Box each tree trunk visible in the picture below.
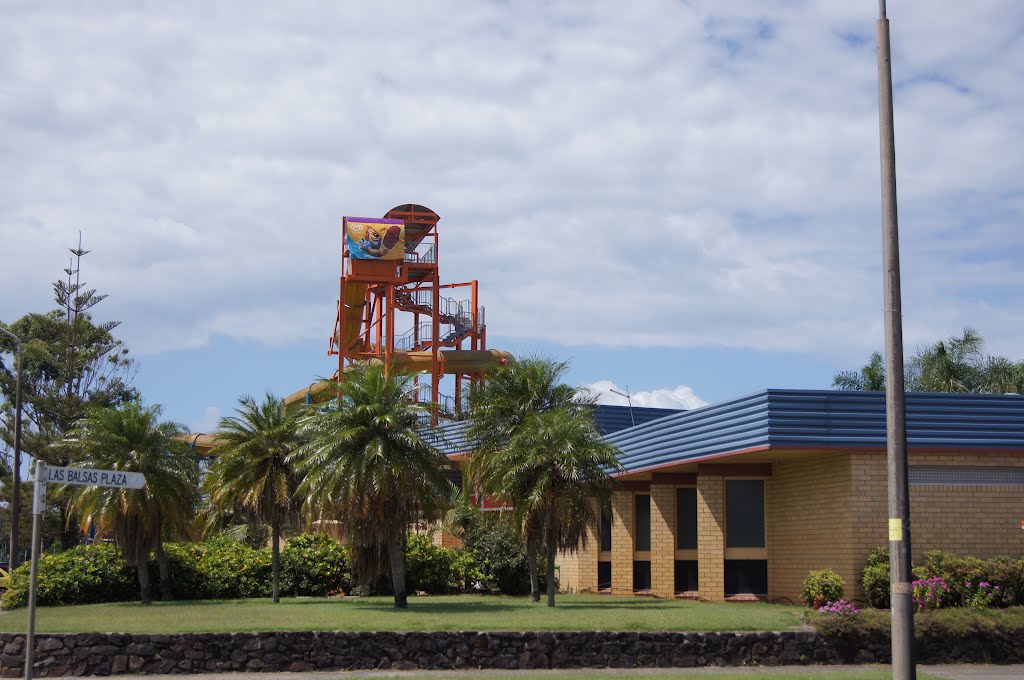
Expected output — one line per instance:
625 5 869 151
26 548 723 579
136 562 153 605
527 535 540 602
271 497 281 603
386 533 408 609
546 540 557 607
155 532 173 601
58 500 79 551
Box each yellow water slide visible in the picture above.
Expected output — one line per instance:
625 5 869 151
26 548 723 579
340 282 367 351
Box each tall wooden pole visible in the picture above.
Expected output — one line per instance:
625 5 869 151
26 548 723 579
876 2 915 677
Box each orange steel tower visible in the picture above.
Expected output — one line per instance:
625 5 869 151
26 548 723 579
329 203 509 422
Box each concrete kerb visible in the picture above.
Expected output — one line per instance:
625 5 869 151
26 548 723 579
36 666 1024 679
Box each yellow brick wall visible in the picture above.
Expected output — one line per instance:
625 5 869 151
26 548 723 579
768 452 856 603
847 451 1024 576
556 548 580 592
556 499 601 593
611 490 634 594
772 450 1024 603
650 484 676 597
697 476 725 601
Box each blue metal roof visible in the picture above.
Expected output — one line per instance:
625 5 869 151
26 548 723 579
426 404 672 457
592 405 682 435
606 389 1024 474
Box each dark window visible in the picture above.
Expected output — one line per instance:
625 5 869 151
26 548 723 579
600 506 612 552
675 487 697 550
725 560 768 596
633 561 651 591
726 480 765 548
597 561 612 590
444 469 464 489
674 560 698 592
634 494 651 551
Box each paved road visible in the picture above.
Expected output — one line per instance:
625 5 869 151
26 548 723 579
48 666 1022 679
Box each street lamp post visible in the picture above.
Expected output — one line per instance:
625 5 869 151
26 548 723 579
0 327 23 570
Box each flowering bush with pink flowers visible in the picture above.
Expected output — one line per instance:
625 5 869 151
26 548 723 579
912 576 947 611
966 580 1003 609
863 548 1024 610
818 599 860 617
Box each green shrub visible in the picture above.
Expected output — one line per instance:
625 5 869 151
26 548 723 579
987 556 1024 607
158 542 206 599
802 568 845 608
1 544 137 610
861 546 891 609
862 548 1024 610
813 606 890 637
280 532 351 596
463 517 534 595
191 536 272 599
914 550 986 608
404 532 480 595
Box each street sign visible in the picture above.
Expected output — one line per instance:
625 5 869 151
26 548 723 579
42 465 145 489
24 462 147 680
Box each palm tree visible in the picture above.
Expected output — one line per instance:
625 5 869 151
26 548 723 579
983 356 1024 394
291 364 453 608
467 357 588 601
907 328 985 393
833 351 886 391
204 392 301 603
66 402 198 604
486 406 622 606
834 329 1024 395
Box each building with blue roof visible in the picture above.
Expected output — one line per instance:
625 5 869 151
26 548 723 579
554 389 1024 604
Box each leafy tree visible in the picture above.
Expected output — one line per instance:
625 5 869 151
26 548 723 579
488 406 622 606
65 403 199 604
0 246 136 549
203 392 302 603
467 356 589 601
291 364 453 608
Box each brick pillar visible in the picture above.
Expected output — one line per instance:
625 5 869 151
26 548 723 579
576 499 600 592
610 490 633 594
650 484 676 598
697 475 726 601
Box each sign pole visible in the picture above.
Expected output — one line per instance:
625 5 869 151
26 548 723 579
20 464 145 678
24 462 45 680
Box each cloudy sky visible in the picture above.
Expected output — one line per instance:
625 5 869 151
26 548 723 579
2 1 1022 432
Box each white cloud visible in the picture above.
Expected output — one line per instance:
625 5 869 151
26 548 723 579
191 406 221 435
586 380 708 411
0 0 1021 367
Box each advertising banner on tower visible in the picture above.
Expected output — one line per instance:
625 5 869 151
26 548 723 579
344 217 405 260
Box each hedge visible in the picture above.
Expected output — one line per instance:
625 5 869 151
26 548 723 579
0 544 137 610
1 533 351 610
861 548 1024 610
0 522 550 610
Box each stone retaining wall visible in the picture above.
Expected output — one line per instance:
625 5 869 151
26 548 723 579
1 629 1021 677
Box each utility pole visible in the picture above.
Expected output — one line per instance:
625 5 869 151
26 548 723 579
0 326 23 569
876 2 915 678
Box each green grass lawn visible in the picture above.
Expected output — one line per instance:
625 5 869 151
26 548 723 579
0 594 806 634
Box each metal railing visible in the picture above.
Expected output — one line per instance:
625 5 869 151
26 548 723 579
404 244 436 264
